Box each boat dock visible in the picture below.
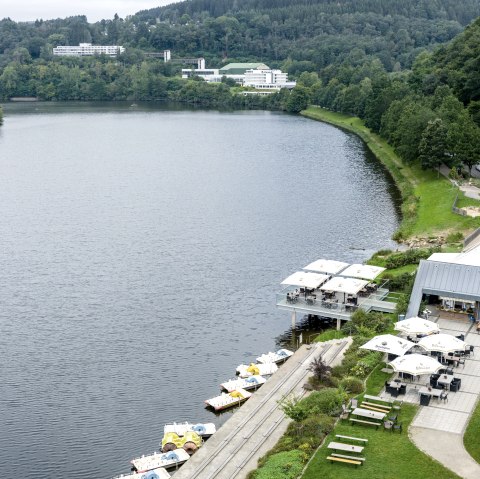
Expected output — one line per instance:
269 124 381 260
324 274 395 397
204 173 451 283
172 338 352 479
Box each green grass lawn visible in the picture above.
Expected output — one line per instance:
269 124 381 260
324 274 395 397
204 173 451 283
301 361 460 479
301 106 480 240
314 329 347 342
362 362 393 396
301 404 460 479
464 397 480 463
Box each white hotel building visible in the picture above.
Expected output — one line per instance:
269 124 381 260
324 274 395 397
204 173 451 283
53 43 125 57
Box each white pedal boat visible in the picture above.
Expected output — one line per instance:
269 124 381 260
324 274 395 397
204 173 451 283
221 375 267 392
256 348 294 364
113 467 171 479
205 388 252 411
163 422 216 438
131 449 190 473
236 362 278 378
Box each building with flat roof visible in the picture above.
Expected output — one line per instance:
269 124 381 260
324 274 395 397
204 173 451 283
53 43 125 57
406 240 480 319
181 62 295 90
218 62 270 75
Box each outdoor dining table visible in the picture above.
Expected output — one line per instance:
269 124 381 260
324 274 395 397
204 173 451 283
328 441 364 454
352 407 386 421
437 374 454 387
418 386 442 399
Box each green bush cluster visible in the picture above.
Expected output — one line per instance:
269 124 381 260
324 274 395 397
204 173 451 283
339 376 365 394
384 247 440 269
250 450 305 479
382 271 416 292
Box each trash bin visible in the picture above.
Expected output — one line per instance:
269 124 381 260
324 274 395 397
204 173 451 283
420 393 431 406
398 314 405 322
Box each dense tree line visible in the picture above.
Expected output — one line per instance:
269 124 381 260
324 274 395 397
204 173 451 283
1 1 480 73
298 16 480 173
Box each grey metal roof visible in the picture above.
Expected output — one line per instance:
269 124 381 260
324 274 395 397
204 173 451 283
407 260 480 317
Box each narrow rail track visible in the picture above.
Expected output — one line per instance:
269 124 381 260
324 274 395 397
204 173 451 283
173 339 351 479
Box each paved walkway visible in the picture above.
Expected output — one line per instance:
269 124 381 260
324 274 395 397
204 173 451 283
381 315 480 478
173 338 352 479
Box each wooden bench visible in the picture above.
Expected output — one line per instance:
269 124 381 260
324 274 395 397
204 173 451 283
350 418 380 429
335 434 368 444
361 403 391 413
362 401 391 410
364 394 394 405
327 455 362 466
331 453 366 462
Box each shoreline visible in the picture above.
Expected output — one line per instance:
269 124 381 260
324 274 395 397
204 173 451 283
301 106 415 242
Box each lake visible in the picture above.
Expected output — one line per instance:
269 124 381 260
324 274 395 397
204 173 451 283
0 102 400 479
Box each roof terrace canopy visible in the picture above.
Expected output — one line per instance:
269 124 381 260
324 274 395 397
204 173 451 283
281 271 330 289
302 259 349 275
340 264 386 280
320 276 369 295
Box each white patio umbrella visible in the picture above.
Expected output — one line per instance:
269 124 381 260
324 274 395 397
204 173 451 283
281 271 330 289
360 334 415 357
339 264 386 280
394 316 440 336
388 354 443 376
303 259 349 275
417 334 467 354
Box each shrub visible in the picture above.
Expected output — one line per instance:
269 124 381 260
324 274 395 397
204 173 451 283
295 388 346 417
446 231 463 244
251 450 305 479
307 355 332 383
340 376 365 394
384 247 440 269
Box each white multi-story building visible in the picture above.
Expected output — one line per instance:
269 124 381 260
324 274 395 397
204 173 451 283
181 62 295 90
53 43 125 57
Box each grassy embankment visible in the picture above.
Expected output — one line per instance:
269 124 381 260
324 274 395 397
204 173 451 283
464 399 480 463
301 106 479 241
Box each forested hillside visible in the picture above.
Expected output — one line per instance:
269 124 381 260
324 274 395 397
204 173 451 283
1 0 480 72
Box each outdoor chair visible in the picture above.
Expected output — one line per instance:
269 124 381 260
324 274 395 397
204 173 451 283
392 422 403 433
440 391 449 402
457 358 465 367
392 400 403 411
387 414 398 423
446 367 454 375
399 384 407 395
450 378 461 392
383 420 393 431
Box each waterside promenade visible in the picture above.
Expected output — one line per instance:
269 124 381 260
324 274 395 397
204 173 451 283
173 338 352 479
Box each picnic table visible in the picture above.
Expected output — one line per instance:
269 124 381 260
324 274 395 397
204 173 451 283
363 394 395 405
328 441 364 454
352 407 386 421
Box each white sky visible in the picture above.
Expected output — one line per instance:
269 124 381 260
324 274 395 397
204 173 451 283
1 1 175 23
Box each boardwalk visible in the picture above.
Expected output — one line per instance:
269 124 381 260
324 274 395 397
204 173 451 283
173 339 352 479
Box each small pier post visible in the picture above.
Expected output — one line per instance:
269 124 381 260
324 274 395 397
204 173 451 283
291 310 296 328
336 318 342 331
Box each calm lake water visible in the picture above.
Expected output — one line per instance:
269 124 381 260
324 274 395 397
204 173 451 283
0 102 400 479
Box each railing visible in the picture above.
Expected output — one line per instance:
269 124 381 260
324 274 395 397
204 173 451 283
275 291 356 314
464 227 480 249
452 192 467 216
